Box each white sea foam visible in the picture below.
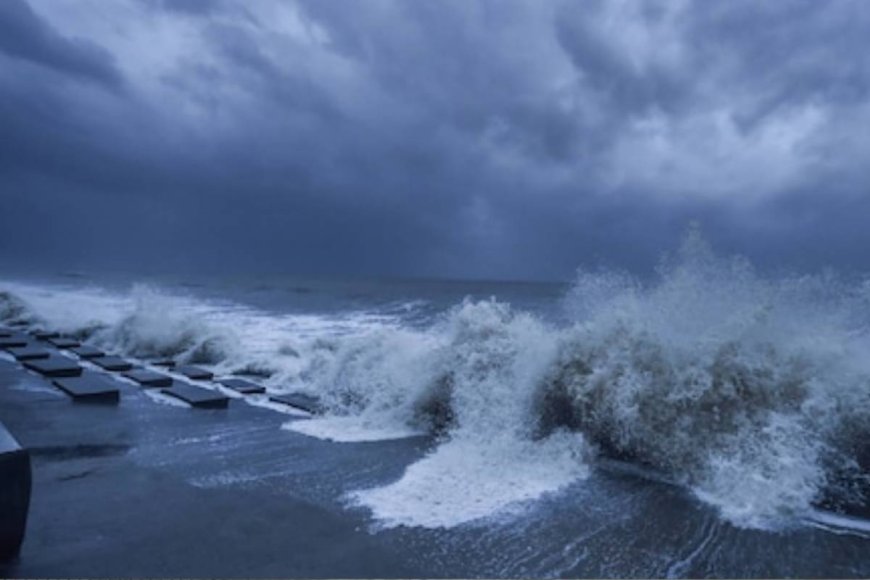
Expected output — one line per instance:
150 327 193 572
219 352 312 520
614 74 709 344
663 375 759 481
1 281 129 332
3 229 870 530
247 398 313 416
346 299 594 527
143 389 191 408
350 433 590 529
543 228 870 529
807 509 870 537
284 416 424 442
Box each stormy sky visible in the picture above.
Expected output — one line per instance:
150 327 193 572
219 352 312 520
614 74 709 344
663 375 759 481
2 0 870 281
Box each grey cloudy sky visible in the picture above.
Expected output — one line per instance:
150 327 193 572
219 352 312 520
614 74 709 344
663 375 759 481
1 0 869 281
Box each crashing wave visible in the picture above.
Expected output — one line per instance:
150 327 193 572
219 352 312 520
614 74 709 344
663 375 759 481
0 290 38 325
2 229 869 529
96 285 237 364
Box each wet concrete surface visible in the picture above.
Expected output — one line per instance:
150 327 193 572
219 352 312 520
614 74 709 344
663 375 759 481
1 356 869 578
0 359 426 578
0 418 30 561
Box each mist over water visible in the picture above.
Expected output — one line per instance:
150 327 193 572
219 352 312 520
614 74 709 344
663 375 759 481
2 230 869 530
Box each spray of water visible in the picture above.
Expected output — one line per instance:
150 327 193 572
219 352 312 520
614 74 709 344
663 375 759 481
3 228 869 529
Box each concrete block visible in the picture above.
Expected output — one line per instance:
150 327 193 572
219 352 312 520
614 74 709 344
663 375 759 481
91 356 133 372
48 337 81 349
23 356 83 378
70 345 105 359
7 346 51 361
270 393 322 414
217 378 266 395
162 384 229 409
0 335 29 349
123 369 172 388
0 422 31 561
0 327 15 338
175 365 214 381
52 372 120 404
30 330 59 341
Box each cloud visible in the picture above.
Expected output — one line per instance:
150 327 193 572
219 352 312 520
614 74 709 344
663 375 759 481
145 0 224 16
1 0 870 280
0 0 122 87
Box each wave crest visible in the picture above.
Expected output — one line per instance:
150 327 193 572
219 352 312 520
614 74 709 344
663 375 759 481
95 285 237 364
3 231 870 528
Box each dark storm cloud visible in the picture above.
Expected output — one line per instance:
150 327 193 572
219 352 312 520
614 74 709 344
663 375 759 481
2 0 870 280
147 0 222 15
0 0 121 86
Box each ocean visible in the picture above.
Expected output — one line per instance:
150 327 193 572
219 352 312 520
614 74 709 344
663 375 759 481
2 234 870 577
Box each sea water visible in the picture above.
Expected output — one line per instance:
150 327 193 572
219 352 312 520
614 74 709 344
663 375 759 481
2 230 869 538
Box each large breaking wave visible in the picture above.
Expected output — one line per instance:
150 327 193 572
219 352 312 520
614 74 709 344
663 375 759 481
2 230 869 529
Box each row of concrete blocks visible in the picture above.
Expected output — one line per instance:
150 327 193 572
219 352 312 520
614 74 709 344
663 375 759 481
0 325 322 414
0 322 324 561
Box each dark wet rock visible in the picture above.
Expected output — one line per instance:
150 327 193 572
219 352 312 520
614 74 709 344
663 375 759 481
816 438 870 520
413 374 455 434
534 379 584 437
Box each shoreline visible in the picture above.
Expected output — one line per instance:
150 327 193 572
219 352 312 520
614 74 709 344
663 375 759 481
0 359 428 578
1 353 870 577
